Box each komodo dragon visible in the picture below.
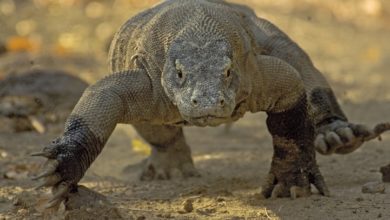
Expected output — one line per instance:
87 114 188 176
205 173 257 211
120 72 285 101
32 0 390 207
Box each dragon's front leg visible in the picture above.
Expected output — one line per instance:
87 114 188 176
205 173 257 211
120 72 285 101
32 70 157 208
262 97 329 198
253 55 329 198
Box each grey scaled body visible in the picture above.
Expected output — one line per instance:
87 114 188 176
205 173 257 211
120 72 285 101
33 0 390 207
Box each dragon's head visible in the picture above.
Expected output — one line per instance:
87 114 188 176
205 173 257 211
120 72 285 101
162 39 240 126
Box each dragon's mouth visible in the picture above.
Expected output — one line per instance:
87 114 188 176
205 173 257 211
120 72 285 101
184 115 229 127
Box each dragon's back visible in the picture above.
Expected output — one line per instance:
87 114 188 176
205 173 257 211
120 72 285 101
109 0 257 75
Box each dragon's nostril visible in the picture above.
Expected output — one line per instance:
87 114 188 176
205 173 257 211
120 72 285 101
220 99 225 106
192 99 198 106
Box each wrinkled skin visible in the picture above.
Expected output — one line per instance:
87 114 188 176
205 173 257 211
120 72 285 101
162 40 239 126
32 0 390 210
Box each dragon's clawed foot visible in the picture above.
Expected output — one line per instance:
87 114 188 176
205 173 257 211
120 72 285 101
261 166 329 199
315 120 390 155
140 150 200 181
31 138 83 209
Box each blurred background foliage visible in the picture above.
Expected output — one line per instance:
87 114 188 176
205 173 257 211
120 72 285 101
1 0 388 57
0 0 389 101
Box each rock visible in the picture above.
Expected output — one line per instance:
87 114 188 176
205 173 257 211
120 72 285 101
179 199 193 213
62 185 123 219
362 181 385 194
12 197 21 206
64 185 110 210
355 197 364 202
4 170 28 180
380 164 390 182
0 149 8 158
0 68 88 133
196 207 217 216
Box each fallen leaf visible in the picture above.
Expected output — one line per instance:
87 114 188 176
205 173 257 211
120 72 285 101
6 36 39 52
131 138 151 156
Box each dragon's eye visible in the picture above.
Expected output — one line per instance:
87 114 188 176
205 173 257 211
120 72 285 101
226 69 232 78
177 70 183 79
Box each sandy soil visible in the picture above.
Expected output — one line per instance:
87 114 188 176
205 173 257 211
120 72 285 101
0 0 389 219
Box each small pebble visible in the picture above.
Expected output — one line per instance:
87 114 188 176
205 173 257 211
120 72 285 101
12 198 21 206
380 164 390 182
16 208 28 215
0 150 8 158
216 197 225 202
355 197 364 202
361 181 385 194
156 213 172 218
136 216 146 220
180 199 193 213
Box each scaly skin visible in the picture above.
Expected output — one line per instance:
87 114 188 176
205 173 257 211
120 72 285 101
32 0 390 208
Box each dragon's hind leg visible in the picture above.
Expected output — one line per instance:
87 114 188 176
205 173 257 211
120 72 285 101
133 124 200 180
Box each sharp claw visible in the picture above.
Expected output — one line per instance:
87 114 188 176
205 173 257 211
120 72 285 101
44 199 61 209
271 184 284 199
34 174 61 190
314 134 329 155
182 163 201 178
374 122 390 136
325 131 343 149
349 122 390 143
335 127 355 143
31 171 52 180
261 173 276 198
290 186 298 199
30 151 51 158
290 186 310 199
310 171 330 196
351 124 373 137
156 169 168 180
32 160 59 180
321 187 330 197
31 145 57 159
44 183 70 208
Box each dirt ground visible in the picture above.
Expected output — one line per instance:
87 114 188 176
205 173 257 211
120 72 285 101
0 0 390 219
